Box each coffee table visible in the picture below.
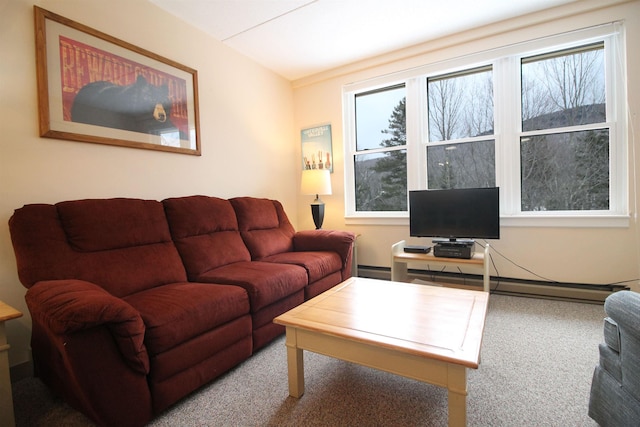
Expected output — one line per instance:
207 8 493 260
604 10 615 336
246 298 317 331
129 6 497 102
273 277 489 427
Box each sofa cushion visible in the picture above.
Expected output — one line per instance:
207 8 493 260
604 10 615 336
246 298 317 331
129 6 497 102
261 251 342 283
163 196 251 279
57 198 172 252
196 261 307 313
230 197 295 259
124 282 250 356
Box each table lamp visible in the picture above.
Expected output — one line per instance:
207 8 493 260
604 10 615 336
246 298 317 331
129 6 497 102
301 169 332 229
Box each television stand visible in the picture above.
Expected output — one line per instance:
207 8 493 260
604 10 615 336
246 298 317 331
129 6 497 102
391 240 490 292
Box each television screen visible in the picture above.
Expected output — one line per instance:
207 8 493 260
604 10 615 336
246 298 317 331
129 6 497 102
409 187 500 241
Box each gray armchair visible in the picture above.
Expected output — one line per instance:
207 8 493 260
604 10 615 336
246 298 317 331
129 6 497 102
589 290 640 426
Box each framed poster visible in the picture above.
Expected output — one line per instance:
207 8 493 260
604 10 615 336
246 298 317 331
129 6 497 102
301 124 333 172
34 6 201 155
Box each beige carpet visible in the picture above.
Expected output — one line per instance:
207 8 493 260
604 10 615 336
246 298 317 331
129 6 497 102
13 294 604 426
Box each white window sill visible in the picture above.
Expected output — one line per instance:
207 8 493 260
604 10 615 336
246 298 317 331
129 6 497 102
345 214 631 228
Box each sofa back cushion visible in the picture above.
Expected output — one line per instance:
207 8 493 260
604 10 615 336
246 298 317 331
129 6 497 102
230 197 295 260
9 198 187 297
58 199 171 251
163 196 251 280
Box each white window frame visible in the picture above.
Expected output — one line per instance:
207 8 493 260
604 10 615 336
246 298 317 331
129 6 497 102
343 23 628 228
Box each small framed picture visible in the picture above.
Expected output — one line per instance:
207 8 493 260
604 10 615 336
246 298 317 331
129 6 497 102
301 124 333 172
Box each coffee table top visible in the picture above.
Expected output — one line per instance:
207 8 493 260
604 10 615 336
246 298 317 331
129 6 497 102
274 277 489 368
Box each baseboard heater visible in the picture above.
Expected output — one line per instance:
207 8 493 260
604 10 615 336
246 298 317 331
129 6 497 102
356 265 629 303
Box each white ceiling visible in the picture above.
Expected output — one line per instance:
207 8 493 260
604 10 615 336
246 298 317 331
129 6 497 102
149 0 578 81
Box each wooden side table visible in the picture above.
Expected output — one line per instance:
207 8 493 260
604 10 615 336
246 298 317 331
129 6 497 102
0 301 23 427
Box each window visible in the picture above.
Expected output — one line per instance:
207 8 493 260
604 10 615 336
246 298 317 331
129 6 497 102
520 44 609 212
427 67 495 189
354 85 407 212
343 24 626 226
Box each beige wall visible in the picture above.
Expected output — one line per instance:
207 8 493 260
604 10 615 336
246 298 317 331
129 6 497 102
0 0 296 367
293 0 640 290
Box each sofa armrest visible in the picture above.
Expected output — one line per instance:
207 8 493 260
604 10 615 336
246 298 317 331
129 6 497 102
26 279 149 374
293 230 356 276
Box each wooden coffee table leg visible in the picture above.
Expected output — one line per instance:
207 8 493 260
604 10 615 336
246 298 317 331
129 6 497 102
447 364 468 427
284 327 305 397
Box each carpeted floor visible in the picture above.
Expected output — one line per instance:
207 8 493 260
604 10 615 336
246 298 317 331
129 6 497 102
12 294 605 426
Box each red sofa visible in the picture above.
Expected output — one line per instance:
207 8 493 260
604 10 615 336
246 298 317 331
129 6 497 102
9 196 355 427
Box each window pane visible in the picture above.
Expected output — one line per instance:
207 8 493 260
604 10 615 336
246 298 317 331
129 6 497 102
428 68 493 141
522 44 605 132
355 150 407 211
427 140 495 189
521 129 609 211
355 86 406 151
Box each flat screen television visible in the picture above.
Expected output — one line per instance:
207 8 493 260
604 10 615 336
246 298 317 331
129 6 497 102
409 187 500 242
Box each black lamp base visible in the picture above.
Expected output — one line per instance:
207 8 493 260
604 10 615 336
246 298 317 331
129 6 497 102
310 202 325 229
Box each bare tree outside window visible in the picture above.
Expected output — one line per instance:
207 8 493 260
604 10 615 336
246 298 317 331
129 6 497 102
427 68 495 189
521 44 608 211
427 140 495 189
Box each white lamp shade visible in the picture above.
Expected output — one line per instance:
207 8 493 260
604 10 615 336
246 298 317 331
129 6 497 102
301 169 332 196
